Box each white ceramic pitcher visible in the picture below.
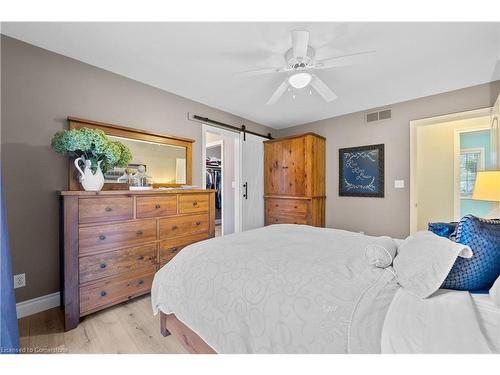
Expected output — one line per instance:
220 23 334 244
74 157 105 191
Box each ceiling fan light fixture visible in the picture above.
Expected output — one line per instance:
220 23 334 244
288 72 312 89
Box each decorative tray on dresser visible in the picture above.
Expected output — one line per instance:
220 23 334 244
60 189 215 331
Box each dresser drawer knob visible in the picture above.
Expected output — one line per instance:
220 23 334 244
195 221 201 226
136 230 143 235
99 235 106 241
105 207 112 212
171 247 178 253
192 201 198 207
171 225 178 230
155 204 161 209
100 291 107 297
137 255 144 260
138 279 144 285
99 263 107 269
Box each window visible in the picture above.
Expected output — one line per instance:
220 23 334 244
460 148 484 197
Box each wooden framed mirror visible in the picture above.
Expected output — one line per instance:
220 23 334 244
67 117 194 190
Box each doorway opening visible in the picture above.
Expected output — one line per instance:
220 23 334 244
410 107 498 233
202 124 241 237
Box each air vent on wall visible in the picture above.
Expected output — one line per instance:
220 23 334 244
365 108 392 123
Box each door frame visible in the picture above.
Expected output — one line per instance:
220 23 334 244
201 123 242 234
409 107 492 234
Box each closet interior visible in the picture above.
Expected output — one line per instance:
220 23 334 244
206 143 222 232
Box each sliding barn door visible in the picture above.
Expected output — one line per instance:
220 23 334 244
241 133 264 231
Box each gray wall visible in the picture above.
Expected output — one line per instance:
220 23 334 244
277 81 500 239
0 35 274 302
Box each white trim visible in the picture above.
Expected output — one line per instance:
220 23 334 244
409 106 492 234
16 292 60 319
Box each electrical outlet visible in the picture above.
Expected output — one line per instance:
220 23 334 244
13 273 26 289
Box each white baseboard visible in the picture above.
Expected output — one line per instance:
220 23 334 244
16 292 61 319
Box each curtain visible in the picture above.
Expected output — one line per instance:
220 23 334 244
0 169 19 353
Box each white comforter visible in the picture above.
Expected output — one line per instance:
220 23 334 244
382 288 495 353
151 224 399 353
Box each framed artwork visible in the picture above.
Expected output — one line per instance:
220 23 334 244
339 144 384 197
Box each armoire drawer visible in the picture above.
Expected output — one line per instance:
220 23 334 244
79 196 133 224
136 195 177 218
79 267 156 315
265 198 309 219
178 194 209 214
79 219 157 254
159 232 210 265
159 213 209 238
79 243 157 284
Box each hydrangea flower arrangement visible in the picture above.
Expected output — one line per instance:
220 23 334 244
51 127 132 173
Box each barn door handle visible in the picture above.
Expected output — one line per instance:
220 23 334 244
243 182 248 199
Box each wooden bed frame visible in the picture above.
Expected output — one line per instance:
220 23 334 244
160 311 216 354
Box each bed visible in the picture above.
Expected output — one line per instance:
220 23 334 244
151 224 499 354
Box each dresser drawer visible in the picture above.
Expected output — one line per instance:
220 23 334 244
79 196 133 224
159 232 209 265
159 213 209 239
266 215 310 225
79 243 157 284
178 194 209 214
79 219 157 254
265 198 309 219
136 195 177 218
79 267 155 315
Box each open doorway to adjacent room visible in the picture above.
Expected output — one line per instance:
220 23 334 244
202 124 241 237
410 105 499 233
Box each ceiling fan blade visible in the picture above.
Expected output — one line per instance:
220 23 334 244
315 50 376 69
234 67 284 77
310 75 337 102
267 79 289 105
292 30 309 58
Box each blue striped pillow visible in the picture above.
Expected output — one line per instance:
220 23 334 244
441 215 500 291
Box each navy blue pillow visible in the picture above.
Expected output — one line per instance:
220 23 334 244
441 215 500 291
428 222 457 239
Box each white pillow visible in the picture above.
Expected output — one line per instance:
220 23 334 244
365 236 398 268
393 231 472 298
490 276 500 308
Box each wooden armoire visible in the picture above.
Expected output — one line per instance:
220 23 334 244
264 133 326 227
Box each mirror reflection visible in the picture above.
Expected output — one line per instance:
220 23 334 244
105 135 187 185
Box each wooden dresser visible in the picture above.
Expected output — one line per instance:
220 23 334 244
60 189 215 331
264 133 326 227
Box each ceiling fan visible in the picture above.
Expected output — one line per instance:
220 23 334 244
235 30 375 105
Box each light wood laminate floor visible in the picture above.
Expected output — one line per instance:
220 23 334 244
17 295 188 354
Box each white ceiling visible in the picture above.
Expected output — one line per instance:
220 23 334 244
2 22 499 129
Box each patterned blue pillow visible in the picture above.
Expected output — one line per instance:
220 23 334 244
441 215 500 291
428 222 457 239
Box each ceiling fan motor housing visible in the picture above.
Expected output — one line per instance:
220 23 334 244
285 46 315 70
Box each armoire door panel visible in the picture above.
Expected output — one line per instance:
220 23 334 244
281 138 305 196
264 141 281 196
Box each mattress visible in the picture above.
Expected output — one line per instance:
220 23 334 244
471 293 500 353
